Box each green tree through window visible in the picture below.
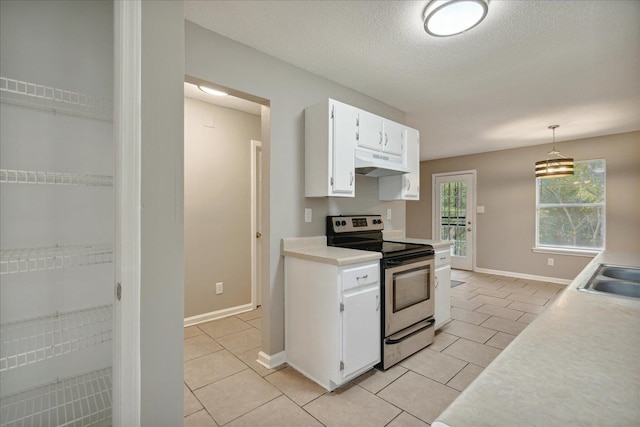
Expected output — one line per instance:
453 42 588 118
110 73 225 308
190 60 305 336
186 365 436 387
536 159 605 250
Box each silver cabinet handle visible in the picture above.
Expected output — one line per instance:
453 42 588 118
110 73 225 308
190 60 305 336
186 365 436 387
356 131 359 140
357 274 368 281
406 178 411 191
384 132 389 146
379 131 383 145
435 276 439 288
350 172 354 185
376 294 380 311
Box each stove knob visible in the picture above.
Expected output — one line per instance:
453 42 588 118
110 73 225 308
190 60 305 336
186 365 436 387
341 220 347 226
335 220 341 227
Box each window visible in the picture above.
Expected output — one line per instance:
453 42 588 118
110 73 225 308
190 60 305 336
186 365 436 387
536 159 605 252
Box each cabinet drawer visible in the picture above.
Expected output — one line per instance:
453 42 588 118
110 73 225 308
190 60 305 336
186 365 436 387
435 250 451 268
342 263 379 291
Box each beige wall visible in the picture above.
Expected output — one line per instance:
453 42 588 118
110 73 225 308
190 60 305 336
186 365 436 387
407 131 640 280
184 98 261 318
186 21 408 355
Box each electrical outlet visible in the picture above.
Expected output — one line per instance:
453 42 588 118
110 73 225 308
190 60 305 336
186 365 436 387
386 208 392 220
547 258 554 266
216 282 223 294
304 208 312 223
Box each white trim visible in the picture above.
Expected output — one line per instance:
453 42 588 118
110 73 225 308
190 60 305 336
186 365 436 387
184 303 254 327
250 140 263 309
532 247 600 257
432 170 477 271
113 0 141 425
256 350 286 370
473 267 572 285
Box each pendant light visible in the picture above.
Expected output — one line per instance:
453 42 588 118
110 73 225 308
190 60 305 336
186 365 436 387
535 125 574 178
423 0 489 37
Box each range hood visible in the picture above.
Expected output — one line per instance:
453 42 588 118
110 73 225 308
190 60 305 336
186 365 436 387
354 148 410 177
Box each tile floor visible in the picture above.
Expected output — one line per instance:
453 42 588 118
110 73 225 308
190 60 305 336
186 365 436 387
183 270 566 426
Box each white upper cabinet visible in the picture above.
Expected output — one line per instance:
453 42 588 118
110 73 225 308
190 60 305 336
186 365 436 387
379 128 421 200
382 119 404 156
357 111 404 156
305 98 420 198
305 99 356 197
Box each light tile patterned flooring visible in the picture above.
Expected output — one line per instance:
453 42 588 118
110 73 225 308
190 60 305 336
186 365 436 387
183 270 566 426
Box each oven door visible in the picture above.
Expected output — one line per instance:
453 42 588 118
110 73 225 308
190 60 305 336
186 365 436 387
384 256 435 336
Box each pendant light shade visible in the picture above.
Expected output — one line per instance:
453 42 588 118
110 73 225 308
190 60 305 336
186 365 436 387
535 125 574 178
424 0 489 37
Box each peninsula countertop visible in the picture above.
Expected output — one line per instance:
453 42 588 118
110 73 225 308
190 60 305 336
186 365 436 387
433 252 640 427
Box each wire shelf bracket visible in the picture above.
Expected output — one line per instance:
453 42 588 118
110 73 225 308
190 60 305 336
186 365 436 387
0 169 113 187
0 76 112 122
0 244 113 275
0 305 113 373
0 367 112 427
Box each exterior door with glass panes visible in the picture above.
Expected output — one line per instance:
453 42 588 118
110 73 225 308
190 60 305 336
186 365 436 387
434 172 475 270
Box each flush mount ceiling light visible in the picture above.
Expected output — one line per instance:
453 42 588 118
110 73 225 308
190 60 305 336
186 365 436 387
198 85 228 96
423 0 489 37
535 125 574 179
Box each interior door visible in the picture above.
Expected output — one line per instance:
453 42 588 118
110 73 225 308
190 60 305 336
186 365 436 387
252 140 263 307
434 172 475 270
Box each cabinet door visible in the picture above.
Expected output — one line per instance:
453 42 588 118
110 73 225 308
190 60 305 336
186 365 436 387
331 102 357 195
357 110 383 151
435 266 451 329
382 120 404 156
403 128 420 199
342 286 380 378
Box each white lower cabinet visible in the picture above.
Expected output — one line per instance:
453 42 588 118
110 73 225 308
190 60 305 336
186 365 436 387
434 247 452 329
285 258 380 391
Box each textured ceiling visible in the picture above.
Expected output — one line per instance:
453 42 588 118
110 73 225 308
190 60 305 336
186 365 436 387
185 0 640 160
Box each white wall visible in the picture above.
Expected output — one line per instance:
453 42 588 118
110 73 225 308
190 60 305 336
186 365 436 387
184 97 261 318
140 1 184 425
185 21 408 355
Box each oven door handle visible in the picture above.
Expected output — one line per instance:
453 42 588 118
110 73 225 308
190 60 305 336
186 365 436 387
384 318 435 345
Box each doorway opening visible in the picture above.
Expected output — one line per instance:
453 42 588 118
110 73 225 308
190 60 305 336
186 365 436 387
183 77 268 323
433 171 476 271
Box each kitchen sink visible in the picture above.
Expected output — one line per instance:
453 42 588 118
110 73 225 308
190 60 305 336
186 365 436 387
578 265 640 299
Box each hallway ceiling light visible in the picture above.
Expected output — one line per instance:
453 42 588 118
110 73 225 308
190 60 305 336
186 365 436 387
198 85 228 96
423 0 489 37
535 125 574 179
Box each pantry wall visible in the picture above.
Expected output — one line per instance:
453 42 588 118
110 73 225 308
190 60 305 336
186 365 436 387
0 1 114 425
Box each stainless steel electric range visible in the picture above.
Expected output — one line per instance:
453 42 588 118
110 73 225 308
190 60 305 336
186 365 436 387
327 215 436 370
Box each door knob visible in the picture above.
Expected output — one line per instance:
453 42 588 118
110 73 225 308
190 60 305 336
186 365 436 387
256 232 262 238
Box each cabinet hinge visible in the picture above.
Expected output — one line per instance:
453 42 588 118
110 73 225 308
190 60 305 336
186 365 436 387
330 177 334 186
340 360 344 371
116 282 122 301
339 302 344 312
331 105 334 119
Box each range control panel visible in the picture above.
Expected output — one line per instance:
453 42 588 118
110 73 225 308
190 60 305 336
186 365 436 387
326 215 384 234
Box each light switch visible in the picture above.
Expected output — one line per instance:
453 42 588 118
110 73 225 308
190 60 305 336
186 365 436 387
477 206 485 214
305 208 312 223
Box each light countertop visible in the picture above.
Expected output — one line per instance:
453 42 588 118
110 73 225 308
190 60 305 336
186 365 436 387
281 236 381 266
433 251 640 427
281 235 451 265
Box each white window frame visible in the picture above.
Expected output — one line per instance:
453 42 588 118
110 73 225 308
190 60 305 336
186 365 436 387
534 159 606 257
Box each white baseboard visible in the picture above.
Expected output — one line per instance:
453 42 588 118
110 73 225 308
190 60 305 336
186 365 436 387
257 350 286 370
184 303 255 327
473 267 572 285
